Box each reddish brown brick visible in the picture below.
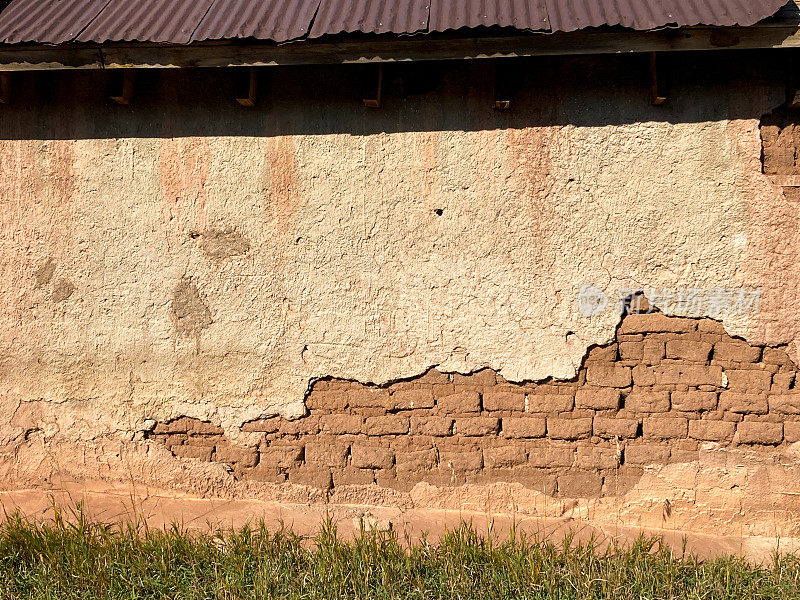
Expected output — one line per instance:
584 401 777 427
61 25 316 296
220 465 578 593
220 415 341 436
289 467 332 489
241 418 280 433
619 341 644 361
625 390 670 413
620 313 695 334
576 446 619 469
172 444 213 461
483 389 525 412
632 365 656 387
319 414 364 435
260 445 303 468
547 417 592 440
642 417 688 440
351 445 394 469
214 443 258 467
502 417 546 438
586 365 632 388
436 391 481 414
655 364 723 387
737 422 783 445
714 341 761 364
484 446 527 468
666 340 712 362
785 422 800 443
305 441 349 467
306 390 349 411
395 449 437 474
527 394 574 413
763 347 793 366
348 388 391 409
593 416 639 439
410 416 453 437
725 370 772 393
769 394 800 415
671 391 717 412
364 415 409 435
688 420 735 442
718 392 768 415
557 471 603 497
192 421 224 435
390 388 435 410
772 372 795 392
643 339 666 364
575 388 621 410
527 445 576 468
624 444 669 466
585 345 618 363
333 467 375 486
279 417 319 435
439 450 483 472
454 417 500 436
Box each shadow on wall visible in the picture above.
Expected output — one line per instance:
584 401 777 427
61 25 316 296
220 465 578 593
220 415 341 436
0 49 790 140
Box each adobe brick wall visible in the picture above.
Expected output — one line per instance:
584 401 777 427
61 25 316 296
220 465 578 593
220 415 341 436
146 306 800 498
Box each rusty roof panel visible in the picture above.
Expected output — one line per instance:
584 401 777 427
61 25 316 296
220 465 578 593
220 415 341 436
77 0 214 43
192 0 320 43
429 0 549 32
543 0 789 32
309 0 430 37
0 0 108 44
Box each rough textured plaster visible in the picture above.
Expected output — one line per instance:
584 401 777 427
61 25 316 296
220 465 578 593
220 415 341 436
0 57 798 543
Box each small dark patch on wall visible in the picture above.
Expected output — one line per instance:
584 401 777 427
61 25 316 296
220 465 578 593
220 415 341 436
34 258 56 289
193 227 250 260
147 301 800 498
171 278 212 337
51 279 74 302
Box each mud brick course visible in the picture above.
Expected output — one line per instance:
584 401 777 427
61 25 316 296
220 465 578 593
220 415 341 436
147 307 800 498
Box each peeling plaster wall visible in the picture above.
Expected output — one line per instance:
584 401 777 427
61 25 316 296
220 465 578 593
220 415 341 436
0 52 798 541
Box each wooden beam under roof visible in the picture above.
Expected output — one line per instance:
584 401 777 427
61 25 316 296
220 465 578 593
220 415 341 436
0 24 799 72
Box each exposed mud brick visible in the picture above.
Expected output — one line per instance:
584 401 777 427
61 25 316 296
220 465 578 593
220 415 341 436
527 394 574 413
483 389 525 412
557 471 603 498
484 446 527 468
625 389 670 413
192 421 224 435
624 444 669 466
454 417 499 436
260 445 303 468
439 450 483 472
279 417 319 436
772 372 796 392
585 344 618 363
289 467 332 490
436 391 481 414
575 388 621 410
769 394 800 415
244 464 286 483
306 390 349 411
390 388 435 410
184 435 220 447
586 365 632 388
655 364 723 387
547 417 592 440
333 467 375 486
593 416 639 439
172 444 213 461
395 449 437 474
454 370 496 387
157 417 195 434
632 365 656 387
351 445 394 469
527 445 576 468
785 422 800 443
348 388 391 409
410 416 453 437
619 341 644 361
502 417 546 438
576 446 619 470
718 392 768 415
763 347 794 367
364 415 409 436
737 422 783 445
305 440 349 467
725 370 772 393
762 146 795 175
620 314 696 334
416 369 452 385
666 340 712 363
241 418 280 433
688 420 736 442
643 339 666 364
602 468 644 495
215 443 258 467
320 414 364 435
671 391 718 412
642 417 688 440
698 320 726 334
714 341 761 364
486 468 556 493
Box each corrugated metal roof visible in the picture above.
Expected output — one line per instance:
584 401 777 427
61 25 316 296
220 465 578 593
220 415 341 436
309 0 430 37
0 0 791 46
192 0 321 43
77 0 215 43
0 0 108 44
429 0 549 32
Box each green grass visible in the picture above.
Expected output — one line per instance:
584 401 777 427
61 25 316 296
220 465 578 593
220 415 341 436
0 506 799 599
